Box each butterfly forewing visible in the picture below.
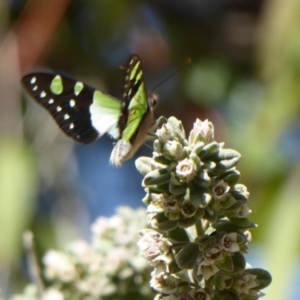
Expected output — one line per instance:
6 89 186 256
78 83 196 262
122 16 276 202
119 55 149 142
22 73 121 143
109 55 156 166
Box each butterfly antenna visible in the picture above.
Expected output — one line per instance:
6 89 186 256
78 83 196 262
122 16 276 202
149 57 192 98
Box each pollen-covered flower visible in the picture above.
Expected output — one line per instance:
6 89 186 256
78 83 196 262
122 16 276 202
150 271 190 294
181 201 196 218
189 287 211 300
175 158 196 182
138 229 173 262
212 180 230 201
91 214 124 241
217 232 240 253
160 293 192 300
138 230 174 275
216 275 233 290
43 250 76 282
196 255 219 280
147 193 167 213
205 246 225 263
232 274 259 294
69 240 96 265
162 195 182 213
42 289 64 300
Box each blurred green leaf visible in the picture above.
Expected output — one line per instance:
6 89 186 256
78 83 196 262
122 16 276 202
0 140 37 265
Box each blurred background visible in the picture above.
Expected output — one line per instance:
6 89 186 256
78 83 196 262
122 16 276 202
0 0 300 298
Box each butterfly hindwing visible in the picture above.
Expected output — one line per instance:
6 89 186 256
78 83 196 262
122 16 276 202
22 73 121 143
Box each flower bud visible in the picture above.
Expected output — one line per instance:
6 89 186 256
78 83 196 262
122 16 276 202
163 140 183 161
189 119 214 145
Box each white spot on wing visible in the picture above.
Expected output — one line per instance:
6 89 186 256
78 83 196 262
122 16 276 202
70 99 76 107
48 99 54 104
33 86 38 91
69 123 74 129
56 106 62 112
30 77 36 84
40 91 46 98
64 114 70 120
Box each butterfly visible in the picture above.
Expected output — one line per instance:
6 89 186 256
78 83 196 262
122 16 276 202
22 55 157 167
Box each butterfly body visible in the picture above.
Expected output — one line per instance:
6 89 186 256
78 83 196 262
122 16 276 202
22 55 156 166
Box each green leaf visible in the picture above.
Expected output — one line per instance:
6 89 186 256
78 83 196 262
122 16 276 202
215 157 240 171
217 252 245 274
229 218 255 228
175 243 200 269
224 200 247 212
247 268 272 289
149 212 178 231
143 168 171 186
220 196 237 209
168 227 190 242
217 255 234 273
0 141 37 264
212 219 256 231
189 183 212 208
169 183 188 195
193 170 211 187
135 157 153 176
213 289 240 300
200 142 220 159
178 216 198 228
215 170 241 186
231 190 249 201
207 149 241 161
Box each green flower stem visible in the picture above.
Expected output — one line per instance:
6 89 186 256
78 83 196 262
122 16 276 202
195 219 205 238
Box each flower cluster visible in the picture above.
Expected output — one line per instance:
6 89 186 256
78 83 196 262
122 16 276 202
136 117 271 300
12 207 155 300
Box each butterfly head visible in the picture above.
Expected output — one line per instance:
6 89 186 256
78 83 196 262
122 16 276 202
148 92 158 112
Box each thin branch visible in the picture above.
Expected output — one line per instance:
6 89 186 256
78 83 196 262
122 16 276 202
23 231 45 297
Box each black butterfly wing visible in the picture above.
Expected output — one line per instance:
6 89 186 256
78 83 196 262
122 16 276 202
22 73 101 144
